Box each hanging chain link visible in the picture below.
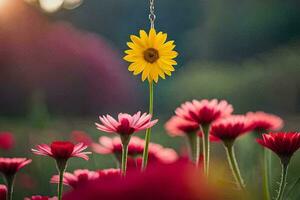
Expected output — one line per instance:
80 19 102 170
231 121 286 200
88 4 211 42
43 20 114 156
149 0 156 29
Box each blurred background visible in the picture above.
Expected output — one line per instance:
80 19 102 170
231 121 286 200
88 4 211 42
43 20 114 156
0 0 300 199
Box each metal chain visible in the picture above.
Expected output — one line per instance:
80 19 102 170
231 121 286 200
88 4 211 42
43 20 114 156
149 0 156 29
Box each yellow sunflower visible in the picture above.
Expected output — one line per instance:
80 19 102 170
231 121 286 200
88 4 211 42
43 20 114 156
124 29 178 83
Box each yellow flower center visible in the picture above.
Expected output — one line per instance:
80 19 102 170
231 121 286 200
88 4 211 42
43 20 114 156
143 48 159 63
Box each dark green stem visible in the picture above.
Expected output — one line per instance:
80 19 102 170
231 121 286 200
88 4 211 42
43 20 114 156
121 135 130 176
142 81 154 170
276 161 289 200
224 142 246 190
201 124 210 176
56 160 67 200
186 132 200 166
5 174 15 200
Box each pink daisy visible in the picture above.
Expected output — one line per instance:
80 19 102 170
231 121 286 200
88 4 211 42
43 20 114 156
210 115 252 142
257 132 300 159
247 111 283 132
51 169 99 189
0 158 32 176
175 99 233 125
31 141 91 161
95 111 158 135
165 116 199 137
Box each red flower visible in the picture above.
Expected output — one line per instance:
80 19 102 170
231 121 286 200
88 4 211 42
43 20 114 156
165 116 199 136
63 161 219 200
0 184 7 200
70 131 92 146
95 111 158 135
0 158 31 176
51 169 99 189
247 111 283 132
92 136 144 156
24 196 57 200
0 132 15 150
175 99 233 125
32 141 91 161
98 169 121 179
210 115 252 141
256 132 300 159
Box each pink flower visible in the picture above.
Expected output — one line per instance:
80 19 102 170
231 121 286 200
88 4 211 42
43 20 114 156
63 161 219 200
210 115 252 142
175 99 233 125
98 169 121 179
148 144 178 164
0 158 31 176
24 196 58 200
165 116 199 137
32 141 91 161
70 131 92 146
0 132 15 150
256 132 300 160
95 111 158 135
51 169 99 189
0 184 7 200
92 136 144 156
247 111 283 132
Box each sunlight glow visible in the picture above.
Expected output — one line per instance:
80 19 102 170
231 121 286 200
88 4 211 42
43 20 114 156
39 0 64 13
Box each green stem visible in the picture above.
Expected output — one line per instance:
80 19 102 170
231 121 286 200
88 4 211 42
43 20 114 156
56 160 67 200
186 132 200 166
121 136 130 176
5 174 15 200
201 124 210 176
276 162 289 200
224 142 246 190
263 148 271 200
142 81 154 170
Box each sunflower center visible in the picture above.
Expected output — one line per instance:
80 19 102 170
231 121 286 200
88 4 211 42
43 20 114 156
143 48 159 63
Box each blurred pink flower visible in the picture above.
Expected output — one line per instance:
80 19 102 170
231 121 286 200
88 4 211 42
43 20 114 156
175 99 233 125
96 112 158 135
0 158 31 176
70 130 92 146
98 169 121 179
51 169 99 189
32 141 91 161
210 115 252 141
247 111 283 132
0 132 15 150
0 184 7 200
63 161 219 200
165 116 199 137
